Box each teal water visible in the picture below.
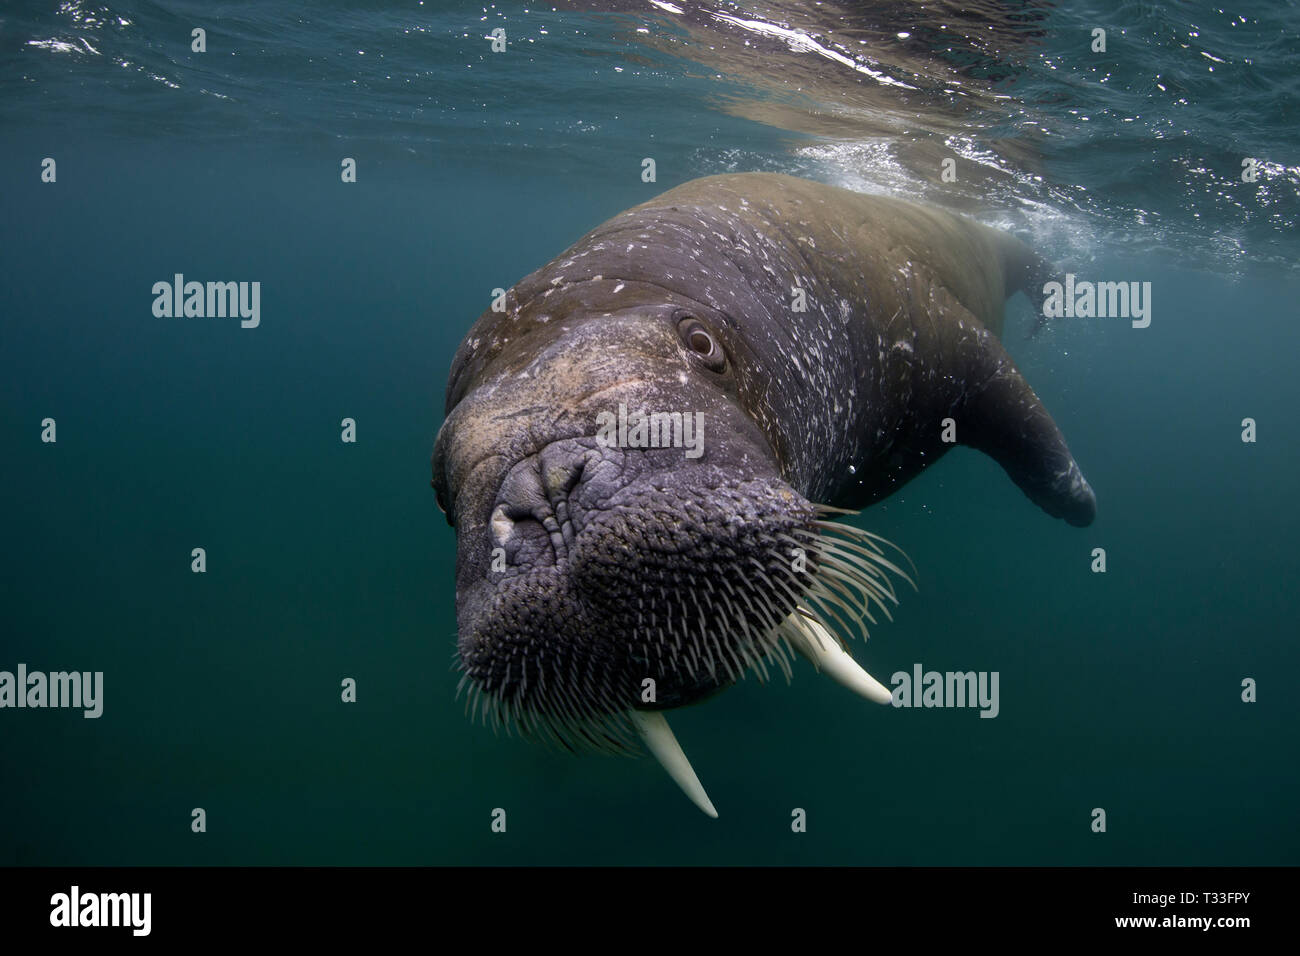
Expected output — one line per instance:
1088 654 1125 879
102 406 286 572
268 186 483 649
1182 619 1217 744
1 1 1297 865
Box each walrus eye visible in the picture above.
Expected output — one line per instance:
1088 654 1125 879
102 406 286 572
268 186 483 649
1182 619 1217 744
678 317 726 371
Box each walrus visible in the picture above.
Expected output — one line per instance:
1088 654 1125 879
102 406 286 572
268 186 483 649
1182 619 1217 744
431 173 1094 816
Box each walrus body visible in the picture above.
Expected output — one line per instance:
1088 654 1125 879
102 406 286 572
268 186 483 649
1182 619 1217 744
432 173 1094 813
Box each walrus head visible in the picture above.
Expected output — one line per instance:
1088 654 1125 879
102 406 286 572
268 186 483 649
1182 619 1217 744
431 279 910 815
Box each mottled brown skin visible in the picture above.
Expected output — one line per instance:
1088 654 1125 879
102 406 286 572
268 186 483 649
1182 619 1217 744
431 173 1094 741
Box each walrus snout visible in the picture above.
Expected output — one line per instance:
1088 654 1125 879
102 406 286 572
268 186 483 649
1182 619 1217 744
456 446 826 751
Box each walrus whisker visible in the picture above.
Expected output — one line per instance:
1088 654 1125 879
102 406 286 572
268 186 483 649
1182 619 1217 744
763 562 812 620
822 542 916 594
821 526 894 560
683 641 702 682
811 503 858 516
822 561 895 617
811 538 904 598
795 524 887 576
687 588 730 683
814 577 884 634
743 581 794 676
699 593 744 685
733 564 800 686
700 579 750 681
794 555 877 624
816 558 895 624
509 702 643 757
758 585 817 683
789 527 904 599
798 578 862 638
813 535 909 597
556 666 604 740
761 612 796 683
809 519 919 584
728 569 779 683
715 578 765 677
670 589 704 679
745 557 798 618
764 548 868 639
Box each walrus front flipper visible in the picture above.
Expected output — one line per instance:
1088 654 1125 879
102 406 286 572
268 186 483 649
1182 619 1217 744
990 228 1058 340
960 330 1097 527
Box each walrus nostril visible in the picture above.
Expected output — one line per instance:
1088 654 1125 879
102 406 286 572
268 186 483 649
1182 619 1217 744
496 453 585 518
489 504 515 549
491 449 591 565
497 458 548 516
489 501 553 567
538 445 587 500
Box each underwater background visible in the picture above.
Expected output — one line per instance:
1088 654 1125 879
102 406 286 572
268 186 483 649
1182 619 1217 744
1 0 1297 865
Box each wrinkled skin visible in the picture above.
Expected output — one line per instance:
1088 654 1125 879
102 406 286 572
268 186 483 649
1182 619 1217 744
431 173 1095 743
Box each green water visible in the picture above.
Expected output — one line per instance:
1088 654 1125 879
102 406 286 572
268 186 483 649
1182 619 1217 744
2 0 1297 865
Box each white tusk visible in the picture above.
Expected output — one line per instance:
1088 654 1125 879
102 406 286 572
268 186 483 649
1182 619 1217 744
629 709 719 819
786 611 894 705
